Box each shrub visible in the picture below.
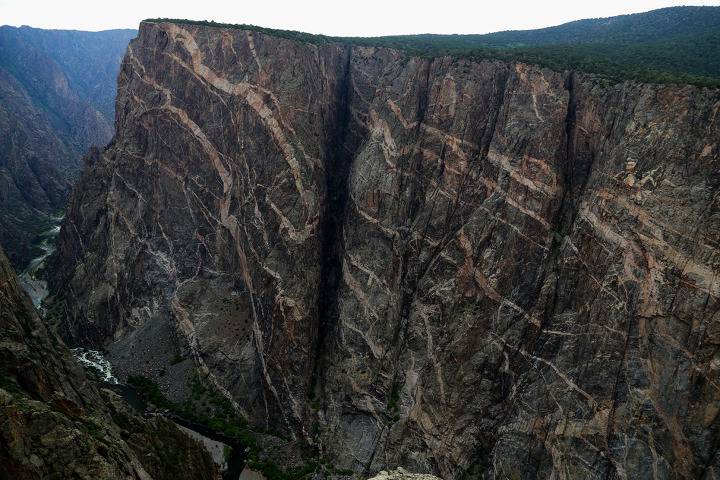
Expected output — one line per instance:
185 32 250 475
387 385 399 411
170 354 186 366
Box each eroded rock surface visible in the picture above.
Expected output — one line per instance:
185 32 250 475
54 21 720 479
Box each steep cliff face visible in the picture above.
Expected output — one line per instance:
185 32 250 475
0 242 220 479
0 26 135 267
55 21 720 479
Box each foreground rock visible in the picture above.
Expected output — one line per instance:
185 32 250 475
54 20 720 479
0 243 220 479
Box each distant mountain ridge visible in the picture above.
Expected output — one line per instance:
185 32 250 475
0 26 136 268
459 6 720 47
4 26 138 121
150 6 720 87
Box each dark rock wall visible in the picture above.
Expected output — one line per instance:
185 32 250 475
54 21 720 479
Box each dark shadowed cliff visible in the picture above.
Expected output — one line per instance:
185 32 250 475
0 26 135 268
53 21 720 479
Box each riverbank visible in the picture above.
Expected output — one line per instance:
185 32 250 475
178 425 230 471
71 347 253 480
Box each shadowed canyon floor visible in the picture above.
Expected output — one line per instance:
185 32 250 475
0 241 221 479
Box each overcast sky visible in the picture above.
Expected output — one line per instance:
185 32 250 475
1 0 720 36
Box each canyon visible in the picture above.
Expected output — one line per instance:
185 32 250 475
0 239 220 479
52 20 720 479
0 26 135 267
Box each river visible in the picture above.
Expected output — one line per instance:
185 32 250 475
18 218 62 311
71 348 253 480
19 221 257 479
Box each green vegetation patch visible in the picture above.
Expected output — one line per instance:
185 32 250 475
169 354 186 366
128 375 352 480
145 18 336 46
387 385 399 412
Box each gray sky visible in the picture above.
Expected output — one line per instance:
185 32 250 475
2 0 720 36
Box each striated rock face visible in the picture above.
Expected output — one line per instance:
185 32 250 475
54 21 720 479
0 242 220 479
0 26 135 267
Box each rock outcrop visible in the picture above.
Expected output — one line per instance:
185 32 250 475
54 21 720 479
369 467 442 480
0 26 135 267
0 241 220 479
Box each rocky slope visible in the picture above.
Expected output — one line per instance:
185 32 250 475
0 240 220 479
0 26 135 268
54 21 720 479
